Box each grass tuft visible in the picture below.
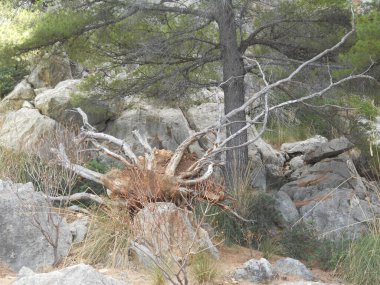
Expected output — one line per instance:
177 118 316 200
190 252 218 284
79 202 132 268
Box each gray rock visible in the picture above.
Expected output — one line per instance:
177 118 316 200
106 104 198 154
133 202 219 265
34 79 80 122
304 137 353 164
233 258 274 282
274 191 300 226
280 154 366 201
299 188 380 240
0 181 72 271
0 80 36 113
70 89 122 129
0 108 57 152
69 217 88 243
281 136 328 154
14 264 128 285
250 150 267 191
253 137 286 188
275 258 313 281
187 102 221 131
28 50 73 89
17 267 35 278
289 156 305 170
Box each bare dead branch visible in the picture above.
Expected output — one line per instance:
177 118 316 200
52 144 105 185
45 192 104 204
81 131 139 165
165 130 210 176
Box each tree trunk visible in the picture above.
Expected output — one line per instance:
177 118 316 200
214 0 249 190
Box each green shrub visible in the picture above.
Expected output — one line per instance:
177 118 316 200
315 239 349 271
280 223 350 270
0 63 28 98
72 159 109 196
279 224 320 262
260 237 284 260
340 232 380 285
208 191 282 247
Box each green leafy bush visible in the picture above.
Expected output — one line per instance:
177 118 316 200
0 63 28 98
73 159 109 196
209 191 282 247
279 224 320 262
260 237 284 260
280 223 349 269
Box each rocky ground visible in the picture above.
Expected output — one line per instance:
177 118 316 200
0 245 343 285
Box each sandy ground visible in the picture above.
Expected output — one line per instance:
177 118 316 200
0 245 342 285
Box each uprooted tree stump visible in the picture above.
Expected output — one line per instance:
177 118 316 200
52 108 249 220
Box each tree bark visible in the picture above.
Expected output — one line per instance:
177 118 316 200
213 0 249 190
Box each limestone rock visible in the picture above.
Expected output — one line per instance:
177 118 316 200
281 136 328 154
0 80 36 113
28 51 72 89
0 108 57 152
105 104 197 154
274 258 313 281
289 156 305 170
69 217 88 243
34 79 80 122
133 202 219 264
278 151 379 240
304 137 353 164
0 181 72 271
70 90 122 129
253 137 286 188
187 102 221 131
280 154 366 201
14 264 127 285
274 191 300 226
299 188 380 240
234 258 274 282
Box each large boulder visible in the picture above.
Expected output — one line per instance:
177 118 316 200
280 153 380 240
274 258 313 281
253 137 286 188
281 135 328 154
132 202 219 265
105 104 198 154
14 264 128 285
70 90 122 130
233 258 274 282
28 51 73 89
34 79 80 122
274 191 300 226
186 102 221 131
280 154 367 201
0 80 36 113
0 108 57 152
303 137 353 164
299 188 380 240
0 181 72 271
